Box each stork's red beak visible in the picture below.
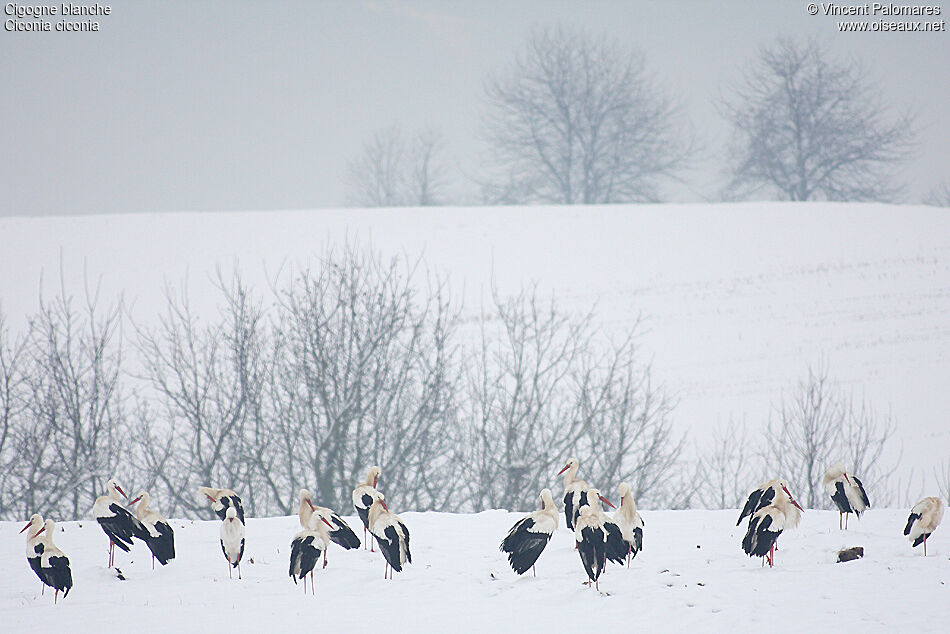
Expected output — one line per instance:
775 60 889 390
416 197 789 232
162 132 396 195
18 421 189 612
599 495 616 509
381 499 389 511
206 495 216 502
322 516 334 528
557 464 570 476
129 495 142 505
791 499 804 512
373 476 379 487
307 500 316 511
844 473 853 486
19 521 33 534
116 485 128 499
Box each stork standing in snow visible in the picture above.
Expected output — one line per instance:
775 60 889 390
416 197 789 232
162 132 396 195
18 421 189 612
289 514 334 594
823 464 870 529
574 490 617 591
92 478 137 568
368 491 411 579
21 514 46 593
198 487 245 524
741 492 804 567
352 466 381 551
129 491 175 568
499 488 558 576
904 496 945 556
220 506 245 578
557 457 589 532
613 483 644 566
298 489 361 566
26 519 73 603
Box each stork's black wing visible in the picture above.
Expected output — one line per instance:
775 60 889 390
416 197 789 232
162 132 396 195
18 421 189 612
500 517 551 575
603 520 627 565
98 504 137 550
289 535 320 581
905 511 921 536
563 492 575 531
737 488 764 526
378 525 404 572
852 476 871 509
743 514 776 558
831 482 852 514
328 515 361 549
577 526 605 582
41 555 72 596
143 521 175 565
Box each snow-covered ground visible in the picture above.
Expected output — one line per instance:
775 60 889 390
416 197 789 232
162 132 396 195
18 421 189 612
1 202 949 487
3 507 949 632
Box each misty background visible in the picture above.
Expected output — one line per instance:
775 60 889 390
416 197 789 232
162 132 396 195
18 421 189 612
2 0 949 216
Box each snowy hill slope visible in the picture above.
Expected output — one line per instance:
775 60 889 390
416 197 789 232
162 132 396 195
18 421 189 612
4 508 949 632
1 202 948 488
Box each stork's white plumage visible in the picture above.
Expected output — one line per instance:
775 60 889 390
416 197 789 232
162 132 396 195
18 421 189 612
220 506 245 578
499 488 558 576
289 514 333 594
31 519 72 603
129 491 175 568
823 464 870 529
352 466 381 551
198 486 245 524
574 490 615 591
92 478 137 568
741 492 804 567
557 457 589 532
21 514 46 592
613 482 644 566
904 496 945 556
368 491 411 579
298 489 361 567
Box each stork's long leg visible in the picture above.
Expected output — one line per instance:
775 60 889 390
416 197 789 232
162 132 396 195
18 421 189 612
54 589 59 605
532 564 536 577
238 563 242 580
924 535 928 556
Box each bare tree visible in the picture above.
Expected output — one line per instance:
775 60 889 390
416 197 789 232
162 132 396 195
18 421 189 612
345 125 449 207
463 286 681 512
0 311 32 517
697 420 763 509
481 27 694 205
765 366 896 509
924 182 950 207
721 38 915 202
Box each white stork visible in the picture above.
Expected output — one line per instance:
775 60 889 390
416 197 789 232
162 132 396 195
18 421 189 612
904 496 945 556
613 482 644 566
289 514 334 594
21 513 46 593
557 457 589 532
129 491 175 568
220 506 245 578
499 488 558 576
368 491 411 579
92 478 137 568
352 466 381 550
198 486 245 524
823 464 870 529
298 489 361 567
574 490 617 591
741 492 804 567
28 519 73 603
737 479 798 526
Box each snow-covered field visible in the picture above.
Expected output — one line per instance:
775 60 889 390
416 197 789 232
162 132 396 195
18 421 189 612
1 202 949 484
3 507 949 632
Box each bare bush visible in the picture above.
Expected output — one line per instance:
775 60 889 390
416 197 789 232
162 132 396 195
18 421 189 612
697 420 763 509
463 286 680 511
765 367 896 509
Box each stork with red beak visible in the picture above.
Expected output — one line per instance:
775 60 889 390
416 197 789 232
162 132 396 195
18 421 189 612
129 491 175 568
33 519 72 603
574 489 616 591
21 514 46 592
368 491 411 579
741 492 804 567
499 489 558 576
352 466 381 550
557 457 589 532
92 478 137 568
298 489 361 567
289 514 334 594
904 496 945 556
737 479 799 526
823 464 870 529
198 487 245 524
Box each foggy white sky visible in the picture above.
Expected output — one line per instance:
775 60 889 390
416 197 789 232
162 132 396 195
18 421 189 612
2 0 948 215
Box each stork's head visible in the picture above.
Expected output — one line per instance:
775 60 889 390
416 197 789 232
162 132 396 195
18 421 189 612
557 457 579 478
539 488 555 511
587 488 615 510
372 491 389 512
617 482 631 499
128 491 148 507
107 478 128 500
299 489 315 511
780 484 804 512
367 466 381 488
20 513 44 538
